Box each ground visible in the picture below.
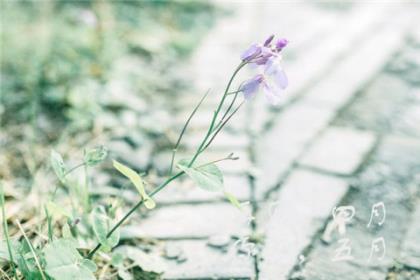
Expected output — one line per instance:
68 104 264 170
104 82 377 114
2 1 420 280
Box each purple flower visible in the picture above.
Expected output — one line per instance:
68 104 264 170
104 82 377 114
241 35 288 65
241 74 264 100
275 38 288 51
263 34 275 47
240 57 288 104
240 44 262 62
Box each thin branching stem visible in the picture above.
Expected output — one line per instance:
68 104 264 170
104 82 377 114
88 62 247 259
169 89 210 175
188 62 246 167
52 162 86 197
87 170 184 259
16 220 47 280
201 101 245 152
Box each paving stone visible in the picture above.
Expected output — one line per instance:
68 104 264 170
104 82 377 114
156 174 251 204
299 127 376 175
292 135 420 280
258 169 349 280
394 102 420 138
333 73 412 133
108 140 152 171
399 201 420 270
160 240 255 279
279 2 398 105
302 9 414 110
254 102 335 199
121 203 251 239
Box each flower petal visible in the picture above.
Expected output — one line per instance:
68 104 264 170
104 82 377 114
262 83 281 105
275 38 288 51
264 34 275 47
241 44 262 62
240 75 263 100
272 68 288 89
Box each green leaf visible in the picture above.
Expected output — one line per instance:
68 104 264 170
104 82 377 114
80 259 97 273
84 146 108 166
177 160 224 192
51 150 67 183
224 192 242 209
113 160 155 209
111 252 124 267
44 239 96 280
0 239 20 262
91 206 119 252
62 223 73 239
46 201 73 219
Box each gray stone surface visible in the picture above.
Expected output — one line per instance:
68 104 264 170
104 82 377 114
121 203 251 239
258 169 349 280
254 103 334 199
292 136 420 280
161 240 255 279
299 127 375 175
399 201 420 270
333 74 413 133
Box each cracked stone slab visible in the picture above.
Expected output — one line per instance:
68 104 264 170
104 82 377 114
121 203 251 239
399 201 420 270
160 240 255 279
299 127 376 175
258 169 349 280
302 7 415 110
255 103 334 199
291 135 420 280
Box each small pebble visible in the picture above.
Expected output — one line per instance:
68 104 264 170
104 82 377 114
207 234 231 249
164 244 182 260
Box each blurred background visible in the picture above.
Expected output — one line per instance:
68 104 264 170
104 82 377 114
1 1 420 279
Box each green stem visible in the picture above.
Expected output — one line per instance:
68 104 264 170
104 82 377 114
188 62 246 167
1 184 17 280
87 171 184 259
87 62 247 259
201 101 244 152
16 220 47 280
169 89 210 175
52 162 86 198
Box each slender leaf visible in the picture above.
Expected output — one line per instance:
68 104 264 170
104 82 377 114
177 160 224 192
224 192 242 209
113 160 155 209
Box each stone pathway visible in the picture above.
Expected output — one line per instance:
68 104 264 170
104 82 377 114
109 2 420 279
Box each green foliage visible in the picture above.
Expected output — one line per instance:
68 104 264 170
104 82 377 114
43 239 96 280
91 206 120 252
113 160 156 209
50 150 67 183
84 146 108 167
224 191 242 209
46 200 73 219
177 160 224 192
